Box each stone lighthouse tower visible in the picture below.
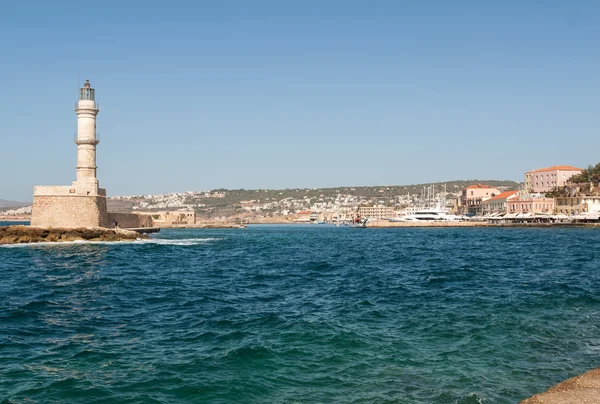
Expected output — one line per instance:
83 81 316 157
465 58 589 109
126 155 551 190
74 79 100 188
31 79 108 228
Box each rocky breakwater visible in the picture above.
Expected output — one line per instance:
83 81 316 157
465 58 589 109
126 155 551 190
0 226 148 245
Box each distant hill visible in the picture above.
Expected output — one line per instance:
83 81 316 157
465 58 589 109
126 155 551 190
109 180 521 217
0 199 30 209
200 180 521 202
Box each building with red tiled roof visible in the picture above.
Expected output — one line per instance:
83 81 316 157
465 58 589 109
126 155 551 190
459 184 501 215
525 165 583 193
294 211 313 222
481 190 520 215
530 165 582 173
465 183 498 189
488 190 520 201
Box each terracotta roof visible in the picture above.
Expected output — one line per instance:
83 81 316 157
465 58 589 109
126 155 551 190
529 165 582 173
465 183 496 189
488 190 519 201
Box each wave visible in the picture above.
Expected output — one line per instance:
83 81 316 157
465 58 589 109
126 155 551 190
0 237 222 248
138 237 222 246
0 240 124 248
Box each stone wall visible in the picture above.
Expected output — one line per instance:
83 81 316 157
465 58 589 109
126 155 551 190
31 195 108 228
136 210 197 225
106 199 134 213
107 213 153 229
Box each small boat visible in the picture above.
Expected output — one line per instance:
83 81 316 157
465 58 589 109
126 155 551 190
348 217 368 228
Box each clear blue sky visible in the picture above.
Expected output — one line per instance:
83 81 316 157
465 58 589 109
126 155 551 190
1 1 599 201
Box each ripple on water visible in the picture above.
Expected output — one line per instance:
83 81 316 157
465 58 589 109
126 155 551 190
1 227 600 402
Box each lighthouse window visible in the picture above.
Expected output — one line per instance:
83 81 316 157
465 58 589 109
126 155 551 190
79 88 95 101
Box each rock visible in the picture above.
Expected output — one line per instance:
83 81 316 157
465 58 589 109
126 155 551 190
46 232 60 242
100 233 121 242
60 231 84 242
88 229 105 239
4 226 23 236
17 236 32 243
521 368 600 403
28 227 49 238
0 226 148 245
4 235 20 244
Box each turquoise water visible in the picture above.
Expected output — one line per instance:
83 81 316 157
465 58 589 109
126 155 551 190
1 225 600 403
1 221 29 226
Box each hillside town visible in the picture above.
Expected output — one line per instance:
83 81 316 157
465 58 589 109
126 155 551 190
100 163 600 225
3 164 599 226
103 180 515 225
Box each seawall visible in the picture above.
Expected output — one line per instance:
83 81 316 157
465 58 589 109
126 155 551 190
365 220 600 228
0 215 31 221
157 222 246 229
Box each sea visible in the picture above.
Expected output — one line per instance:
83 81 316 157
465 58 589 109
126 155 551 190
1 223 600 403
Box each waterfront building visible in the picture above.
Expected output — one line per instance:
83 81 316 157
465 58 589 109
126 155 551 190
459 184 501 215
552 183 600 216
295 211 312 222
524 165 582 193
358 205 395 219
554 196 600 216
31 79 109 227
507 195 555 215
481 190 520 215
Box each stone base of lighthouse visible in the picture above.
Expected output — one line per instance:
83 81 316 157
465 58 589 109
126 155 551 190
31 184 108 228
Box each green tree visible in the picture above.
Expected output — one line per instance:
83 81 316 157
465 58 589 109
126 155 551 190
570 163 600 185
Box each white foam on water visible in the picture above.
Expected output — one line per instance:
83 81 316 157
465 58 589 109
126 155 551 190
138 237 222 246
0 240 106 248
0 237 222 248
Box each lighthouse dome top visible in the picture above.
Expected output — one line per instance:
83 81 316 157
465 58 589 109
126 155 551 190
79 79 95 101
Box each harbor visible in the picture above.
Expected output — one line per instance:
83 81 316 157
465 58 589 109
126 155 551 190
2 2 599 401
3 224 599 402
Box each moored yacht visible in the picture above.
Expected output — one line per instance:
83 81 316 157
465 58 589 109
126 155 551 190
389 208 459 222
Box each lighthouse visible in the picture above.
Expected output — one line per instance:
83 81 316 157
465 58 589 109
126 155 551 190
74 79 100 188
31 79 108 228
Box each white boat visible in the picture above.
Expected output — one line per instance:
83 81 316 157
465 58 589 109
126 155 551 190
348 219 368 228
389 208 459 222
346 215 368 228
